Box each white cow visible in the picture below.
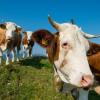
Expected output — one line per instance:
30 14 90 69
22 31 34 58
0 22 22 65
33 16 100 100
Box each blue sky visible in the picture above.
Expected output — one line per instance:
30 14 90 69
0 0 100 55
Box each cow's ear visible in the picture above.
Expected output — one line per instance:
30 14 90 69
15 26 22 33
0 24 6 29
23 31 27 34
33 29 54 48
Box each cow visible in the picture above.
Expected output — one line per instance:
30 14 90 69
0 24 7 64
22 31 34 58
0 22 22 65
32 16 100 100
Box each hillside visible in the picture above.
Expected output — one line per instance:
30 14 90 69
0 56 100 100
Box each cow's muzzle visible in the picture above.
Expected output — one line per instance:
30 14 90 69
80 74 94 89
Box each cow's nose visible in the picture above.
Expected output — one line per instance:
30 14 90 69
81 75 94 89
61 42 68 49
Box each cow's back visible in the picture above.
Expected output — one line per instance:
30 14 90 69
88 52 100 71
87 42 100 82
87 42 100 71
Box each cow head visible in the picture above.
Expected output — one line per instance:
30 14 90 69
1 22 22 41
33 16 100 88
22 31 33 49
0 22 22 51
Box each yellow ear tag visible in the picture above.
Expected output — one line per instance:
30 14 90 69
42 39 48 45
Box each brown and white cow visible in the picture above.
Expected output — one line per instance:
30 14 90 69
22 31 34 58
0 24 7 64
0 22 22 65
33 16 100 99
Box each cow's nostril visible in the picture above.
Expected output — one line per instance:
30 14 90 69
81 75 94 88
82 76 84 80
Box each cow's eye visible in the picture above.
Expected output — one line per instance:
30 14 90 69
63 43 68 46
61 42 68 49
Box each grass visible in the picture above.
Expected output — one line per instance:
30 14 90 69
0 56 100 100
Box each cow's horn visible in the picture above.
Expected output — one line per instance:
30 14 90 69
48 15 60 30
83 33 100 39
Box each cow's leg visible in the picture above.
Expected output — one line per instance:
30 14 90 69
19 45 25 59
4 49 14 65
8 49 14 63
21 45 25 59
10 50 14 62
22 48 27 58
3 50 9 65
15 46 21 61
29 47 32 57
6 57 9 65
5 52 9 65
29 42 34 57
22 51 25 58
78 88 89 100
16 49 19 62
22 48 29 58
26 49 29 57
22 50 25 58
23 48 29 58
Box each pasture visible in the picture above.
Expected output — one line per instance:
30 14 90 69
0 56 100 100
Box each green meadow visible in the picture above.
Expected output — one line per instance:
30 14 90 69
0 56 100 100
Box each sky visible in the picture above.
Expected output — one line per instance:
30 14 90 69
0 0 100 55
